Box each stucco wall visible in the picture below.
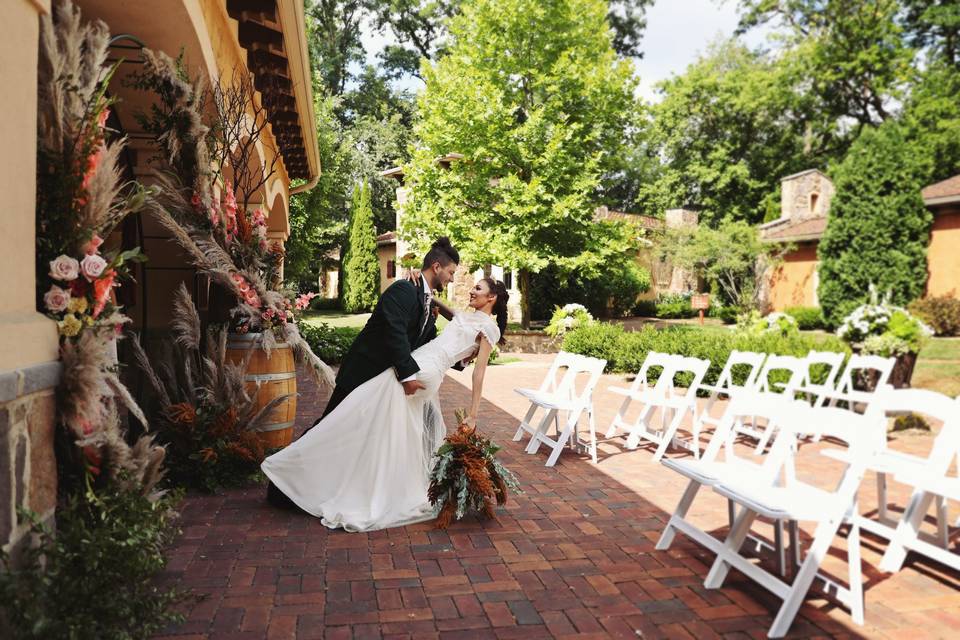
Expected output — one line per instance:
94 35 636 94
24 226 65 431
769 243 819 310
926 207 960 298
377 244 397 293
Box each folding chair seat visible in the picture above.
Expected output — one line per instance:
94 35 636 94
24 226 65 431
702 404 886 638
513 352 607 466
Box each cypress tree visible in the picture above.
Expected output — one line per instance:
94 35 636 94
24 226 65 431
341 181 380 313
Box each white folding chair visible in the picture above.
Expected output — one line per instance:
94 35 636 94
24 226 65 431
513 351 582 444
739 355 808 452
657 393 809 577
703 404 887 638
694 350 767 437
605 352 678 441
826 354 896 408
618 356 711 461
839 389 960 574
513 352 607 466
798 350 846 408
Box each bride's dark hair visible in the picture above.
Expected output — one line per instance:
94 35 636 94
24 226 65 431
480 277 509 345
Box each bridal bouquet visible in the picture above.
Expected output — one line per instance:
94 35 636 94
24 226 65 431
428 410 520 529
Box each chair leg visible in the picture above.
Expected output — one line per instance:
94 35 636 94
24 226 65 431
513 403 538 442
769 518 846 638
605 397 632 438
652 408 686 462
788 520 801 575
545 412 580 467
879 491 935 573
657 479 702 550
936 495 949 549
774 519 786 577
525 409 557 455
704 507 759 589
587 404 598 464
847 516 864 626
877 472 888 523
624 406 654 450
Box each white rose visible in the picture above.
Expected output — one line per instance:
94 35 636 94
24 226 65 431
49 255 80 281
43 285 71 313
80 253 108 281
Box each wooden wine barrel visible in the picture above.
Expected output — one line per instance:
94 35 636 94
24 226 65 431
225 333 297 448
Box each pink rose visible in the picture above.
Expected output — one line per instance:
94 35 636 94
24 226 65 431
82 234 104 255
43 285 71 313
49 255 80 281
80 253 108 281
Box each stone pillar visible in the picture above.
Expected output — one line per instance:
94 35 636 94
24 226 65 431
1 0 60 556
394 186 411 263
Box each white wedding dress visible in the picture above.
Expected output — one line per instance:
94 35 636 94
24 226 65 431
261 310 501 532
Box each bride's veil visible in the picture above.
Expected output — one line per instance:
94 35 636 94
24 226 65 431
421 399 447 482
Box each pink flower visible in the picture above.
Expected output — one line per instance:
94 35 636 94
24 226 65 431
245 291 261 308
209 206 220 227
82 234 104 256
223 184 238 213
80 253 108 281
252 208 266 226
92 270 115 318
43 285 71 313
191 192 202 210
81 144 105 192
49 255 80 281
97 107 110 131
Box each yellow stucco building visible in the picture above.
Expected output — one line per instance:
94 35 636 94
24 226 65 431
1 0 318 553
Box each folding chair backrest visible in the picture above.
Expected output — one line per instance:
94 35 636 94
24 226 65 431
804 350 846 388
870 386 960 473
715 350 766 394
836 354 896 396
538 351 583 394
563 355 607 408
755 354 807 394
670 356 712 400
703 392 806 466
630 351 678 395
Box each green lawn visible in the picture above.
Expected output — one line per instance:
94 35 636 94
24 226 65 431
918 337 960 360
300 310 370 328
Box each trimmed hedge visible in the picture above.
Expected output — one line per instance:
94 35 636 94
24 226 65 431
562 323 848 391
299 323 362 365
785 306 825 331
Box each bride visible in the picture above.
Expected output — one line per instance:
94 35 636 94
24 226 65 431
261 277 510 532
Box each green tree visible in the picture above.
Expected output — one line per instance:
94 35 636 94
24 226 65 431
402 0 642 327
656 220 785 311
639 39 819 224
817 124 933 327
342 181 380 312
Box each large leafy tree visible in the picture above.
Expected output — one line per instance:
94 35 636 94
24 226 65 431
639 40 818 224
817 124 933 326
342 181 381 312
401 0 642 327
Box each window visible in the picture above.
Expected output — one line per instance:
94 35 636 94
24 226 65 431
809 192 819 215
386 260 396 278
504 270 513 290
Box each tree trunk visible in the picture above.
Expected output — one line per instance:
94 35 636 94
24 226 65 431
519 268 531 329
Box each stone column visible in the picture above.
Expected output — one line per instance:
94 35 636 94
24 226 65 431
1 0 60 557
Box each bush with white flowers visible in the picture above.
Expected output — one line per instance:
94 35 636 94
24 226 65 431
836 287 933 356
545 303 595 337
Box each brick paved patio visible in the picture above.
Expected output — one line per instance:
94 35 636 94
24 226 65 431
155 354 960 639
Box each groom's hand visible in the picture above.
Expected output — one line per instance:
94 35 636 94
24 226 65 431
402 379 426 396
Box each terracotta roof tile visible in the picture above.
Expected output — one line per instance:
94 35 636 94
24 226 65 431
922 174 960 202
376 231 396 245
761 217 827 242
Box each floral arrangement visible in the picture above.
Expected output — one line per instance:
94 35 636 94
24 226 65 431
36 0 164 497
427 410 520 529
836 286 933 356
545 303 595 337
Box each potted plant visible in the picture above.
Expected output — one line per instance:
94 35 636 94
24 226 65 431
836 286 932 388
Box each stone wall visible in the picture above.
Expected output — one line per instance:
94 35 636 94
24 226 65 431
1 361 60 559
780 169 835 221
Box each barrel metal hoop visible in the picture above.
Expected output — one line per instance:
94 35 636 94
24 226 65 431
245 372 296 382
256 420 296 433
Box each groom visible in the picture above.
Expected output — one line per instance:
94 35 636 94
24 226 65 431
267 237 460 509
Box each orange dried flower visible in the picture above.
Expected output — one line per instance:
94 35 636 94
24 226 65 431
169 402 196 426
199 447 217 463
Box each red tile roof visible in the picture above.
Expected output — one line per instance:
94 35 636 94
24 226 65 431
376 231 396 246
922 174 960 204
761 216 828 242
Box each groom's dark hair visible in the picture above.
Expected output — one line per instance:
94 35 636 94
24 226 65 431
422 236 460 269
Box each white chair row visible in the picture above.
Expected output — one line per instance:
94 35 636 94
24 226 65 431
656 386 960 638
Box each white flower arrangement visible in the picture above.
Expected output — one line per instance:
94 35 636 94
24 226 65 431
836 285 933 355
546 303 595 337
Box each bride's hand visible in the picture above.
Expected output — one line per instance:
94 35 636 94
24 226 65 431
404 268 421 283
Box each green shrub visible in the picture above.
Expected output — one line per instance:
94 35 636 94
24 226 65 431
0 485 184 639
562 322 848 393
526 262 651 320
632 299 657 317
299 322 361 364
310 296 342 312
655 293 698 319
817 124 933 327
909 296 960 336
785 306 825 330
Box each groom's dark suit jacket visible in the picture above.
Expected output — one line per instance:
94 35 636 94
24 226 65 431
317 277 437 422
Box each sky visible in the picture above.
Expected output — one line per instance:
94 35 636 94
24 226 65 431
357 0 773 103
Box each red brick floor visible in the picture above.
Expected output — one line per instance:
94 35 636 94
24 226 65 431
154 354 959 639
